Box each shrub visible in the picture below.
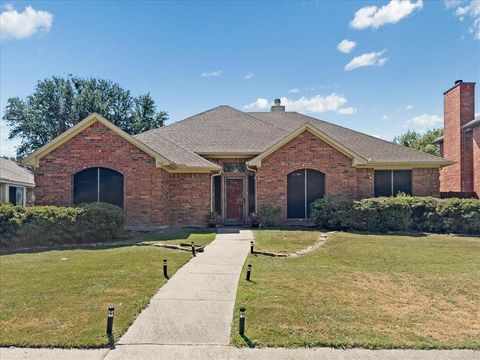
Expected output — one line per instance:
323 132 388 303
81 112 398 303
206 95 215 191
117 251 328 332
0 202 124 249
310 196 480 235
258 204 282 227
310 197 355 230
437 198 480 234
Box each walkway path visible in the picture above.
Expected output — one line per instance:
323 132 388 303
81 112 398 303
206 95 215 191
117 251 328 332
116 228 252 346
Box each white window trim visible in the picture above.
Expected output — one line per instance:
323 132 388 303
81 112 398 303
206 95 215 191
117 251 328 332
7 185 26 206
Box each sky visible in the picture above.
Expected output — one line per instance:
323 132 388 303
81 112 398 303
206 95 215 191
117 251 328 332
1 0 479 157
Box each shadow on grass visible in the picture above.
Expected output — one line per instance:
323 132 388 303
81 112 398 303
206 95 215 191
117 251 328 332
241 334 256 348
0 228 216 255
107 334 115 350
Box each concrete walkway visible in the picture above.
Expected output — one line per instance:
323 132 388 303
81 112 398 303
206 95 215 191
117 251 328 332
117 228 252 346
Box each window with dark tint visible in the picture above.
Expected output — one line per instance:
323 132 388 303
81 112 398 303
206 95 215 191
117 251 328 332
214 176 222 214
374 170 412 196
73 167 123 207
248 176 256 214
392 170 411 195
287 169 325 219
8 186 24 206
374 170 391 197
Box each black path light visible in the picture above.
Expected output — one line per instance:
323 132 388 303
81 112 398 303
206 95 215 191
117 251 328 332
163 259 168 278
250 240 254 254
239 306 246 336
246 264 252 282
106 305 115 335
191 241 196 257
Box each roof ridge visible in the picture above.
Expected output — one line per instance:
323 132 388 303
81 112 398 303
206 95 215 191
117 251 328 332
289 112 447 162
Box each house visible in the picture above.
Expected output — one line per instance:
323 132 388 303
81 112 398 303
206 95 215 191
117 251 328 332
0 158 35 206
432 80 479 197
22 99 453 228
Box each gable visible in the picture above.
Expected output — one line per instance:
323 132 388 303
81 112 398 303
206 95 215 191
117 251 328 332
247 123 368 168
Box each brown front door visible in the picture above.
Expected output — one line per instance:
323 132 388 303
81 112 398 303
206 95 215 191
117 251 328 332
225 178 244 223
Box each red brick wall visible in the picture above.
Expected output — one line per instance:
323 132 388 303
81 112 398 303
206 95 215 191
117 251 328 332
464 131 474 192
255 130 372 221
474 127 480 196
34 121 211 227
412 168 440 196
440 82 475 192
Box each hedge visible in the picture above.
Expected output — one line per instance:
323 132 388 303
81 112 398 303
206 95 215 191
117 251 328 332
311 196 480 235
0 202 124 249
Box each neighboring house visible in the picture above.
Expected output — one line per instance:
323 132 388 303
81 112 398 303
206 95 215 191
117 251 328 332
433 80 479 197
0 158 35 206
22 100 453 227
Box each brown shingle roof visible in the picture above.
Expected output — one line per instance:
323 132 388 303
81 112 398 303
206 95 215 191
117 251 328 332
136 106 452 167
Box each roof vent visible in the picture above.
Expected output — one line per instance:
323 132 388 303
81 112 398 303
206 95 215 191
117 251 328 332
271 98 285 112
455 79 463 85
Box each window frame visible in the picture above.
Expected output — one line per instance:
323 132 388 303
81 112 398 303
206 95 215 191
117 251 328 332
287 169 325 220
374 169 412 197
7 185 26 206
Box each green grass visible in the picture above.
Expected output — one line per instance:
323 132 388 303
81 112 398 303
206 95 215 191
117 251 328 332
129 228 216 247
253 229 322 254
232 231 480 349
0 246 191 347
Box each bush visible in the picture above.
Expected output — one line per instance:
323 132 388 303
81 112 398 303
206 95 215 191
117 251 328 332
0 202 124 249
258 204 282 227
310 196 480 235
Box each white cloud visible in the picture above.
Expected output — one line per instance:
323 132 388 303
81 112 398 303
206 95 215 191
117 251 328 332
0 5 53 40
446 0 480 40
288 88 300 94
350 0 423 30
405 105 414 109
337 107 358 115
344 50 388 71
243 98 270 110
406 113 442 130
382 115 388 119
244 72 253 80
337 39 357 53
201 70 222 77
0 120 19 157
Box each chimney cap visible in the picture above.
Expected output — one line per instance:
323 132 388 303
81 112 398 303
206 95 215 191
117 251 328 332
455 80 463 85
274 98 281 105
271 98 285 112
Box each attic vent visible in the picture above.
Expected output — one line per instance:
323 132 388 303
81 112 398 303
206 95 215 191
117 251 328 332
271 98 285 112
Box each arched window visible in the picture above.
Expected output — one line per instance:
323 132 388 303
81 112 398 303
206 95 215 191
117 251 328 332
287 169 325 219
73 167 124 208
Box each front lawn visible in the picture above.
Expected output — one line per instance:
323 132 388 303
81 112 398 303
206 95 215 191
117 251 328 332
0 245 191 347
232 231 480 349
253 229 321 254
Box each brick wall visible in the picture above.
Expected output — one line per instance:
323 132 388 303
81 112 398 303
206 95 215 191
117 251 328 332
34 121 211 227
412 168 440 196
440 82 475 192
255 130 370 221
474 127 480 196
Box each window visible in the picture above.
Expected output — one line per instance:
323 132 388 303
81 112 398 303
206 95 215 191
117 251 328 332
287 169 325 219
73 167 123 208
8 186 25 206
374 170 412 196
213 176 222 214
248 176 256 214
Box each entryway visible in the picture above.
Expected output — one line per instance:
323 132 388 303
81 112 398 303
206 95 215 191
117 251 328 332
224 178 245 224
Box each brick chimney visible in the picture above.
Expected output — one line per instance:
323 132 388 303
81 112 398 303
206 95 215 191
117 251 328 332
441 80 476 192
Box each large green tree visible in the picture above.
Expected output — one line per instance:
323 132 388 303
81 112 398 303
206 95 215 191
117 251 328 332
3 76 168 158
393 128 444 156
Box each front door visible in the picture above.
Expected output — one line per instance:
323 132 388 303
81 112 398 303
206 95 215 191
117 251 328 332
225 178 244 223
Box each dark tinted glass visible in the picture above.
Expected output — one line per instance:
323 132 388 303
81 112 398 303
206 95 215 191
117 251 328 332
306 170 325 218
214 175 222 214
374 170 392 197
248 176 255 214
73 168 98 204
9 186 21 205
99 168 124 208
392 170 412 195
287 170 306 218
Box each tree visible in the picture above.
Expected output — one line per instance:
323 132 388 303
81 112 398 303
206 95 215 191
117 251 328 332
2 76 168 158
393 128 444 156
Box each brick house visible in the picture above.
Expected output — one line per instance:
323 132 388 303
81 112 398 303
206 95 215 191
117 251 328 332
22 99 453 228
0 158 35 207
433 80 479 197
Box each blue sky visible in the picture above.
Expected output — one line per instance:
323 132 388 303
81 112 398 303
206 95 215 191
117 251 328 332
1 0 479 157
